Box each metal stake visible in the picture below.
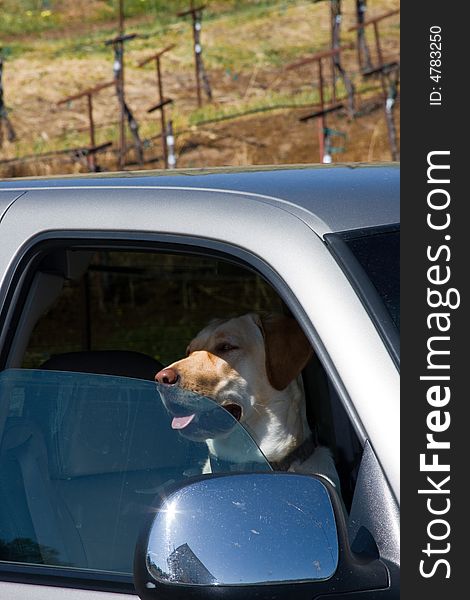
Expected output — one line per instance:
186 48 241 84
105 33 144 168
166 120 176 169
139 45 175 168
349 8 400 160
356 0 373 71
0 49 16 148
329 1 355 115
105 2 144 169
58 80 114 172
177 2 212 107
287 45 353 162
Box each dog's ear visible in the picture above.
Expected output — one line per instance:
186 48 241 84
258 313 313 390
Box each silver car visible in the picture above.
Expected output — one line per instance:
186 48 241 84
0 164 399 599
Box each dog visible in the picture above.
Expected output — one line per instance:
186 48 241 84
155 313 340 489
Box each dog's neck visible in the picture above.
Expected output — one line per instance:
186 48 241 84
248 375 312 462
209 375 312 465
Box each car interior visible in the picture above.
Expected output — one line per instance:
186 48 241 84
0 245 363 576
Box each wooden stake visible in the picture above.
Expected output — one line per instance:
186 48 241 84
139 45 175 168
58 80 114 171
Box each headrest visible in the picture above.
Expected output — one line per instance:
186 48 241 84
40 350 163 381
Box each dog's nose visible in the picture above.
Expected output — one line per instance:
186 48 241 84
155 367 179 385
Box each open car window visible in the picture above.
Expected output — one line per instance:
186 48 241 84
0 369 270 576
0 242 365 590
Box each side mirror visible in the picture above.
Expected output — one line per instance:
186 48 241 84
134 473 391 600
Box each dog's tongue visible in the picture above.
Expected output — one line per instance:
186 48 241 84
171 414 196 430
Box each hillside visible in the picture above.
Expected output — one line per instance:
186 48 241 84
0 0 400 177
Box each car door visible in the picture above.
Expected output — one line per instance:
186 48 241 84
0 185 399 598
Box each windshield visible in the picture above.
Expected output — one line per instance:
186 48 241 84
0 369 270 575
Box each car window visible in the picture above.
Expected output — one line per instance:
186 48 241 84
22 250 283 369
0 369 270 575
0 243 363 587
341 228 400 331
325 225 400 367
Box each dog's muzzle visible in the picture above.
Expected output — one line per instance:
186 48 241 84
156 383 242 441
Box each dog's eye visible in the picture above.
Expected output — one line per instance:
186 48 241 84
216 343 238 353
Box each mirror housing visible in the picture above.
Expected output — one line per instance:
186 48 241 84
134 473 390 600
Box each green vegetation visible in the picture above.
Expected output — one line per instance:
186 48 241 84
0 1 301 38
189 87 337 125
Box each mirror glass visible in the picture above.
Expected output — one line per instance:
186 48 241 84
146 473 338 586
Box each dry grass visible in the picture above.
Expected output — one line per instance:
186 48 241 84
1 0 400 176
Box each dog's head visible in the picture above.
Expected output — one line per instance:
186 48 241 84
155 313 313 441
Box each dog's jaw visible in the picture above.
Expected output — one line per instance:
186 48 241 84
208 373 312 465
206 358 312 464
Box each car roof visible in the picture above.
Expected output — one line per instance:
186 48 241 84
0 163 399 235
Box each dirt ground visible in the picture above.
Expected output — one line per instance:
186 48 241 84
0 1 400 178
175 99 400 168
1 96 399 178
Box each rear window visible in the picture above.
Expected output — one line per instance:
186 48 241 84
341 228 400 331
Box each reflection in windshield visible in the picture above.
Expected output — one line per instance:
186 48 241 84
0 369 271 574
0 537 69 566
